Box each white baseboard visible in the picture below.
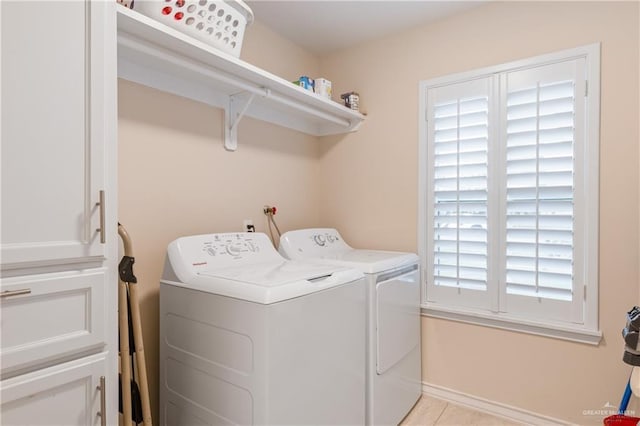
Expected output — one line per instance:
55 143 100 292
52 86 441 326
422 382 571 425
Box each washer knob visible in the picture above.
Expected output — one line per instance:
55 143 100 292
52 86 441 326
226 244 241 256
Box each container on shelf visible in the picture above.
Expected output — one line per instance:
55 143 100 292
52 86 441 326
341 92 360 111
314 78 332 99
297 76 314 92
133 0 254 57
116 0 134 9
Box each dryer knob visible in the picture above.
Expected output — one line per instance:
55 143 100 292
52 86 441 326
313 235 326 246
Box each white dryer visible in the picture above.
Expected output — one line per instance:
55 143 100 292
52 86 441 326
159 232 366 425
279 228 422 426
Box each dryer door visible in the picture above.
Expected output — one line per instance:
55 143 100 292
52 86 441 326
376 265 420 375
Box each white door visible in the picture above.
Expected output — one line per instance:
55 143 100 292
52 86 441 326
0 353 108 426
1 0 108 269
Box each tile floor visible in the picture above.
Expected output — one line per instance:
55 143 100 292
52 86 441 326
401 395 522 426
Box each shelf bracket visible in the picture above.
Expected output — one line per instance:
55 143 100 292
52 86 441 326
224 91 257 151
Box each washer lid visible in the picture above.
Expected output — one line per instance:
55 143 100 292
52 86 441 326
166 260 362 304
199 260 349 287
279 228 418 274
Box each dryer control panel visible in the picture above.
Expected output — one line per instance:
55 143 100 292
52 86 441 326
279 228 351 260
311 231 340 247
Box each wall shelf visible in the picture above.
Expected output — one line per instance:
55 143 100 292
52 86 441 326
116 6 365 150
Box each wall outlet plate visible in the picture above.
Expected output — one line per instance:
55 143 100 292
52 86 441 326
243 219 255 232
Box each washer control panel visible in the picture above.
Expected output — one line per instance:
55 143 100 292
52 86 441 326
202 234 259 258
171 232 283 271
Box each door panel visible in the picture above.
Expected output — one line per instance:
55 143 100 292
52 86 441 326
1 269 106 376
1 0 105 268
0 353 107 426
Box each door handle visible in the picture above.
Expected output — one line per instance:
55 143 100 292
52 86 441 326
0 289 31 298
96 190 106 244
97 376 106 426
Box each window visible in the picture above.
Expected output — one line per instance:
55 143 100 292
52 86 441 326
418 44 601 344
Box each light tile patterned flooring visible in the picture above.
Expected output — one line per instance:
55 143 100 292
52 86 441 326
401 395 522 426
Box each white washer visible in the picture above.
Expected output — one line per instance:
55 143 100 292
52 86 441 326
159 232 366 425
279 228 422 426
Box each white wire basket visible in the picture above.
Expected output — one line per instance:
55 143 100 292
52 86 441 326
133 0 254 57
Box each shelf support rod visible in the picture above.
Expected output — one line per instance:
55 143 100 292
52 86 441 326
225 91 266 151
230 93 256 132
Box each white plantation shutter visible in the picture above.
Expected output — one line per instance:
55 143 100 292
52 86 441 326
505 81 575 299
501 59 586 323
426 77 492 310
434 97 489 289
421 46 599 336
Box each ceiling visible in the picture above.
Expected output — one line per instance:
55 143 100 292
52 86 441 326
245 1 485 56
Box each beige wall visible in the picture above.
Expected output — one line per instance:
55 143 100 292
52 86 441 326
120 2 639 423
118 21 322 421
319 1 639 424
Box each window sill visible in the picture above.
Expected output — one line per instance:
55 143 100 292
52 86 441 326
421 304 602 346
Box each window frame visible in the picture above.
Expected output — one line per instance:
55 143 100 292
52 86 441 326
418 44 601 345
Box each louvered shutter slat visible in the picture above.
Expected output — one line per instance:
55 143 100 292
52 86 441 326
504 79 575 299
433 95 489 291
